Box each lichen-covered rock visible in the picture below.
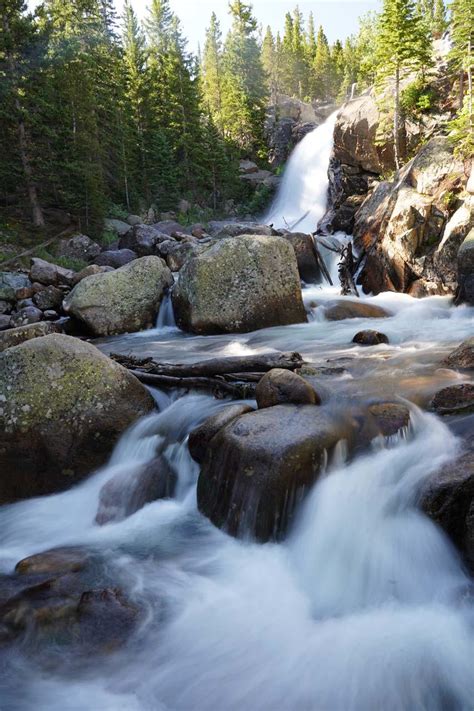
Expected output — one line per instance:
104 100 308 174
457 228 474 305
197 405 356 541
256 368 320 408
434 199 474 285
104 218 132 237
0 321 62 352
9 305 43 327
32 285 63 311
206 221 274 238
0 272 31 301
57 234 101 262
172 235 307 334
0 334 154 503
63 256 173 336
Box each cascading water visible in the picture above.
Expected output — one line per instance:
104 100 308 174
1 112 474 710
265 111 339 233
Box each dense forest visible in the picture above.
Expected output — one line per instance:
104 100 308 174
0 0 472 237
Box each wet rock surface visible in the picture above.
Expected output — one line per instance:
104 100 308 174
324 300 391 321
420 437 474 573
0 547 140 653
255 368 320 408
444 338 474 370
431 384 474 415
196 404 356 542
95 456 177 525
352 330 390 346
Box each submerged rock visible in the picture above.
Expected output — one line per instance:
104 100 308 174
255 368 320 408
196 404 355 541
95 456 177 525
420 438 474 572
172 235 307 334
0 546 140 652
0 334 154 503
64 256 172 336
352 330 389 346
324 300 390 321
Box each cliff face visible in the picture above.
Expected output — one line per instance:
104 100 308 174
323 47 473 301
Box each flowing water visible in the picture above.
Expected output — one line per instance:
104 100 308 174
1 117 474 710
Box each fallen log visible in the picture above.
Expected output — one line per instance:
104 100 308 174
111 351 305 378
130 370 256 400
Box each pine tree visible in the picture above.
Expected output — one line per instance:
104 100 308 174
261 26 279 103
313 26 332 100
0 0 45 226
221 1 268 156
449 0 473 120
433 0 448 36
375 0 432 168
201 12 224 131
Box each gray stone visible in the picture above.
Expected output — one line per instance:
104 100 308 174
63 256 173 336
0 334 155 503
0 272 31 301
9 306 43 327
30 258 75 287
94 249 137 268
0 321 62 352
57 234 101 262
104 218 132 237
172 235 307 334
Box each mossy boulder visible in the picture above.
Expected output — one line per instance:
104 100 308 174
172 235 307 334
63 256 173 336
0 334 154 503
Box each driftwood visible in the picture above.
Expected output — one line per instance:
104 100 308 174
338 242 359 297
311 235 333 286
111 351 306 400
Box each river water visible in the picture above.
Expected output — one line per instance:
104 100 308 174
0 117 473 710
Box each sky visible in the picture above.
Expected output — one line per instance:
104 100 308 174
29 0 380 52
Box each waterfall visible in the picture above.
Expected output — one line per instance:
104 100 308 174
265 111 339 234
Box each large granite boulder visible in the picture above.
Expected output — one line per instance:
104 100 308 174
196 405 356 541
0 334 154 503
206 221 274 238
353 137 464 294
63 256 172 336
172 235 307 334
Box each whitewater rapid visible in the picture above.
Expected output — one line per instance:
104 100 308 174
0 115 474 711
